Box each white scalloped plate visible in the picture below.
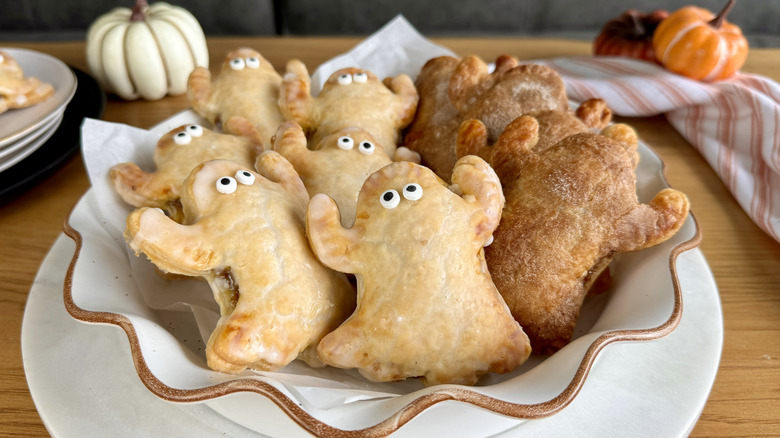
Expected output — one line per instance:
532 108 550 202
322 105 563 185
59 109 705 436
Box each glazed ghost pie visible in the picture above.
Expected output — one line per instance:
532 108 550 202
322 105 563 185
457 116 690 353
125 157 355 373
306 158 531 386
110 119 264 221
187 48 285 147
278 62 418 157
273 121 419 227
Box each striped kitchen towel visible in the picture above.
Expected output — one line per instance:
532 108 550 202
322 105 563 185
543 56 780 242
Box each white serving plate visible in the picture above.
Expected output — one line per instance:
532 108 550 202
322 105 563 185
23 232 720 437
0 109 62 161
0 111 63 173
57 107 707 436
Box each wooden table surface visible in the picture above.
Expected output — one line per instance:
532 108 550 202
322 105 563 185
1 37 778 437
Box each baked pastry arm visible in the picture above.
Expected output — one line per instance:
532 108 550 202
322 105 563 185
125 207 218 276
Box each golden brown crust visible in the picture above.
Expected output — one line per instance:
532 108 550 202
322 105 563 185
273 121 395 227
524 109 590 152
600 123 640 168
278 65 418 157
496 98 614 155
110 124 263 221
404 55 571 182
223 116 266 147
450 62 569 142
458 117 689 353
277 59 313 126
402 56 462 180
187 48 284 143
307 158 530 386
454 119 491 169
125 158 355 374
576 98 613 130
456 116 538 183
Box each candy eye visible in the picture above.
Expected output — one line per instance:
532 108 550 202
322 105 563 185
380 189 400 209
186 125 203 137
358 140 375 155
337 136 354 150
402 183 423 201
173 131 192 145
235 170 255 185
229 58 245 70
352 72 368 83
216 176 237 194
245 57 260 68
337 74 352 85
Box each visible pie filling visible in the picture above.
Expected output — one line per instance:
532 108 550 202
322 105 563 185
215 267 239 313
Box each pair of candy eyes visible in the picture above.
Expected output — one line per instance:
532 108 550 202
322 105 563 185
337 72 368 85
229 57 262 70
216 170 255 194
380 184 422 209
338 136 375 154
173 125 204 145
216 170 422 208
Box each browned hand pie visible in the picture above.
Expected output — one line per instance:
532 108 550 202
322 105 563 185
110 120 264 221
457 116 690 353
524 97 613 153
403 55 574 182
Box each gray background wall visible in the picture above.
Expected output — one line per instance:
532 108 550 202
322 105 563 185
2 0 778 46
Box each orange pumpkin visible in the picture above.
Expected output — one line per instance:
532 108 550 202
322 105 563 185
652 0 748 81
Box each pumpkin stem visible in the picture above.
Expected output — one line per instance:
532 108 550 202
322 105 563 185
709 0 736 29
130 0 149 21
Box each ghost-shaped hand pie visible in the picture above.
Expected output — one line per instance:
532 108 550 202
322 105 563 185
404 55 571 182
456 98 622 167
273 121 419 227
524 98 613 153
449 57 570 138
306 158 531 386
110 120 264 221
125 157 355 374
401 56 462 181
278 61 418 157
0 50 54 114
187 48 284 146
457 116 690 354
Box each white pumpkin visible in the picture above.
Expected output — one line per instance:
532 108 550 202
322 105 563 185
86 0 209 100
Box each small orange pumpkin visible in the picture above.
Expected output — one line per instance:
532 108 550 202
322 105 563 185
652 0 748 81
